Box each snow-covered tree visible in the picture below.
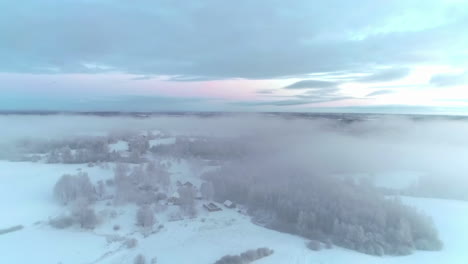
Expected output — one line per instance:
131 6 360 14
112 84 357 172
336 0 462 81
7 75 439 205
72 200 98 229
136 205 155 228
178 186 197 217
60 147 73 163
146 160 170 189
53 172 96 205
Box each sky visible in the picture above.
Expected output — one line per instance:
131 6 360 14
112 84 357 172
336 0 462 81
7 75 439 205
1 0 468 114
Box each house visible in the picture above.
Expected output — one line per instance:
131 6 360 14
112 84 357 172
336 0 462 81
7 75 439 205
203 203 222 212
167 191 180 205
183 181 194 188
176 181 194 188
223 200 236 208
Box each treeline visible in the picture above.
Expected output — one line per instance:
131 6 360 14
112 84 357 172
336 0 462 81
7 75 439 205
15 133 154 164
14 132 249 164
204 160 443 256
150 137 247 160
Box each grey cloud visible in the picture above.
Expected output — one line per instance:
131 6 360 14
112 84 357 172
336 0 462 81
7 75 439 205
358 68 410 83
298 95 354 100
430 72 468 87
238 96 351 107
366 90 395 97
247 100 315 106
285 80 339 89
0 1 467 79
256 89 276 94
131 76 154 81
0 94 220 112
303 87 341 97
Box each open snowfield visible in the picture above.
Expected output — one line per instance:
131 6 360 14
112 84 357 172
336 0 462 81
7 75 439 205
0 160 467 264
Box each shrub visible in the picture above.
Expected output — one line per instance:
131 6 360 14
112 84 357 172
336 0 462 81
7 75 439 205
214 255 242 264
134 254 146 264
125 238 138 249
214 248 274 264
306 240 321 251
49 215 74 229
74 207 98 229
136 206 155 227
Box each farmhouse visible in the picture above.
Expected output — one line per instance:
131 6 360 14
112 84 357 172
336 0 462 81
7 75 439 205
168 191 180 205
203 203 222 212
223 200 236 208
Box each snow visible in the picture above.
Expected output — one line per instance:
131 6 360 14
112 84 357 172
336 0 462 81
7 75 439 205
224 200 234 207
149 137 176 147
1 160 467 264
109 141 129 152
0 161 112 228
100 197 468 264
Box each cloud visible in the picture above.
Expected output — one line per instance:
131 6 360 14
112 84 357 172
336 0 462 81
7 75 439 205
430 72 468 87
0 94 221 112
256 89 276 94
366 90 395 97
284 80 339 89
236 99 313 106
238 96 351 107
0 0 467 79
131 76 154 81
358 68 410 83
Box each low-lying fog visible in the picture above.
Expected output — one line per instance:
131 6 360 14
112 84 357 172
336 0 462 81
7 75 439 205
1 114 468 192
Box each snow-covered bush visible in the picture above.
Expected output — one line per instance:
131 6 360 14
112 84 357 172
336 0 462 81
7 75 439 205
125 238 138 249
105 235 125 243
134 254 146 264
136 206 155 228
49 215 74 229
306 240 321 251
214 255 242 264
214 248 274 264
73 206 98 229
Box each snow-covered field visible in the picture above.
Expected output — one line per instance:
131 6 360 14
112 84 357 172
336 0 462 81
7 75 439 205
0 160 467 264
